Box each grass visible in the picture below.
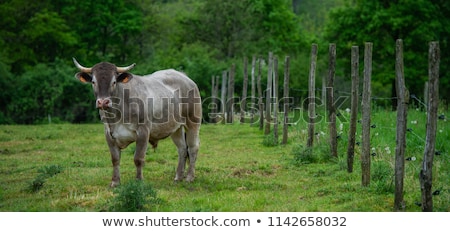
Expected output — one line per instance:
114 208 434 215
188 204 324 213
0 108 448 212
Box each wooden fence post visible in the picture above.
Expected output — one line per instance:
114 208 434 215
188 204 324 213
273 56 279 144
211 76 217 123
394 39 409 211
420 41 440 212
347 46 359 173
307 44 318 148
257 56 264 130
251 55 256 124
220 70 228 124
361 42 373 187
265 52 273 135
327 44 338 157
241 57 248 124
227 64 235 124
424 81 429 109
282 56 290 145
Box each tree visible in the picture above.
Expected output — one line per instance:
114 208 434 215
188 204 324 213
181 0 306 58
324 0 450 103
21 9 78 63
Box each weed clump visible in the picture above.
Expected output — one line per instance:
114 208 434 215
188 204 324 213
110 180 162 212
28 164 64 192
291 144 333 165
371 161 394 194
262 134 278 147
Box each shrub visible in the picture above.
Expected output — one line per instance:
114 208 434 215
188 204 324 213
291 144 315 165
110 180 162 212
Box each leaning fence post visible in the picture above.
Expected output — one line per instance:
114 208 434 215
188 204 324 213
361 42 373 187
394 39 409 211
327 44 337 157
307 44 318 148
347 46 359 173
420 41 440 212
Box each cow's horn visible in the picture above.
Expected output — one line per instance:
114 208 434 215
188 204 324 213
116 63 136 73
72 58 92 73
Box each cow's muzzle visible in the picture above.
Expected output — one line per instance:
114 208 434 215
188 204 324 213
96 98 112 109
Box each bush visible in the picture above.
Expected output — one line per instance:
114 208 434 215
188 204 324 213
292 144 315 165
110 180 162 212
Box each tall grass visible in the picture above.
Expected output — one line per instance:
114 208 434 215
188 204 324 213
0 108 448 212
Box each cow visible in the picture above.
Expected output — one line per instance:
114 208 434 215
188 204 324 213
72 58 202 187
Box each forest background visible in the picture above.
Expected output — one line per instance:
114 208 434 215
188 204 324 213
0 0 449 124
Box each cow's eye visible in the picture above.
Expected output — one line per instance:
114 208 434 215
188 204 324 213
91 81 96 85
112 81 116 86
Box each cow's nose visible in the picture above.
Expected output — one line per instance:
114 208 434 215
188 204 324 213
96 98 110 109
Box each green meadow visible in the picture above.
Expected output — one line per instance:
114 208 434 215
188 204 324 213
0 109 448 212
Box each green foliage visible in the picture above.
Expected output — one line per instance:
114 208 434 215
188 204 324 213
324 0 450 101
1 0 449 124
110 180 162 212
181 0 306 58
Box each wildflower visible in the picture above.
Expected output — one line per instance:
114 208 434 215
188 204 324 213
345 108 351 114
411 120 418 124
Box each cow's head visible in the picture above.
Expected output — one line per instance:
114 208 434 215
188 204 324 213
73 58 136 109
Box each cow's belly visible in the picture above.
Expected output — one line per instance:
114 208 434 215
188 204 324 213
149 122 180 140
111 124 137 149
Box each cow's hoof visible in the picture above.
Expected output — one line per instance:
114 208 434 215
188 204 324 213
110 181 120 188
186 175 195 182
174 174 184 182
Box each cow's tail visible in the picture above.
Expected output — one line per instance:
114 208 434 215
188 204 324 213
184 127 190 161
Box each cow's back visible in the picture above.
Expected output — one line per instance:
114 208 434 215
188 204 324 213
146 69 199 95
137 69 202 126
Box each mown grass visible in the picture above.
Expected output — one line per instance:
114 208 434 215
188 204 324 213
0 108 448 212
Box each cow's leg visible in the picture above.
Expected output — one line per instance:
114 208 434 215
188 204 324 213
134 127 150 180
109 146 121 187
105 133 121 187
171 127 187 181
185 125 200 182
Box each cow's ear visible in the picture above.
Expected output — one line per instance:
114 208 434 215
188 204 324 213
117 73 133 83
75 72 92 83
